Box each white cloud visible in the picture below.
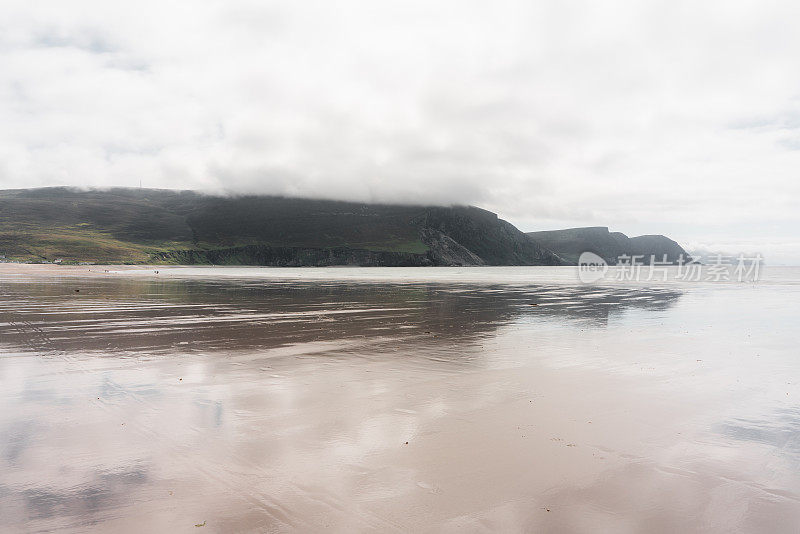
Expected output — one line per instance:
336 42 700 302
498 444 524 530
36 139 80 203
1 0 799 260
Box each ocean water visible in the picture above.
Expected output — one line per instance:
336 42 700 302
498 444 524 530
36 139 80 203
0 265 799 532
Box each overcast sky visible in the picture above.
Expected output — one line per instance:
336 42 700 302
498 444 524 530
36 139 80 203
1 1 799 262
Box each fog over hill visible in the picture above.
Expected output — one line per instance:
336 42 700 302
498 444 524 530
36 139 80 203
1 1 799 262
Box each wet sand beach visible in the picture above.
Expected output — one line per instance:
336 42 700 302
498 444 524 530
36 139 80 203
1 265 799 532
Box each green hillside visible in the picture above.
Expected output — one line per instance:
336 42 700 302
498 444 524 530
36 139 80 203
0 187 563 266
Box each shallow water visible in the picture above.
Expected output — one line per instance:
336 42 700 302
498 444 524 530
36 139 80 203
1 265 799 532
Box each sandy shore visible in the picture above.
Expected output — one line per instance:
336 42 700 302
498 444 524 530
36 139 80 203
1 265 799 532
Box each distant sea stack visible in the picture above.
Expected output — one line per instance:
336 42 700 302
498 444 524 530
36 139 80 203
527 226 691 265
0 187 563 266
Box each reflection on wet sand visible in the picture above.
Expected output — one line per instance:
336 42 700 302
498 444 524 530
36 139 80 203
0 278 682 354
1 266 799 532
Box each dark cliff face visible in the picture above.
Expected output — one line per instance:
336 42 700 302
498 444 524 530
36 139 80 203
0 188 564 266
527 227 691 265
152 245 436 267
153 229 487 267
152 207 562 267
421 207 563 266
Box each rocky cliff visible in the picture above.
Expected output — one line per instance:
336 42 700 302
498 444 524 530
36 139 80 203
527 226 691 265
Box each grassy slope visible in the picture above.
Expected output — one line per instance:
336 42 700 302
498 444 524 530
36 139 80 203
0 189 195 262
0 187 564 265
0 188 431 263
